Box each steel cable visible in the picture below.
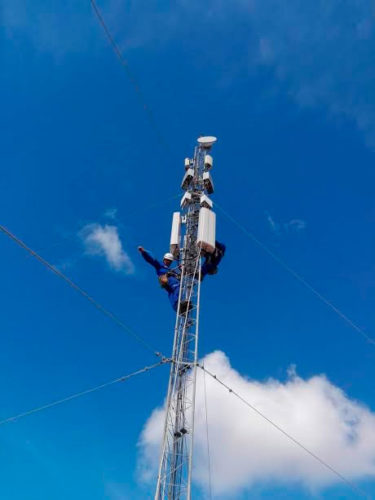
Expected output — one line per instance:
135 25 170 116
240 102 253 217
199 364 370 499
0 360 168 427
0 224 165 359
92 0 373 352
90 0 170 153
215 202 375 346
202 363 213 500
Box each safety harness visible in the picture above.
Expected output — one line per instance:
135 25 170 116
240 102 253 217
158 268 181 289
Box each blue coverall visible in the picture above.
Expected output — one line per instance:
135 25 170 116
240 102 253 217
140 250 181 311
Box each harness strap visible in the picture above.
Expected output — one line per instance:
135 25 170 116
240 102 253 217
158 274 169 289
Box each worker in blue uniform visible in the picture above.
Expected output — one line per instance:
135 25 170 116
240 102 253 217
138 241 226 312
138 246 190 313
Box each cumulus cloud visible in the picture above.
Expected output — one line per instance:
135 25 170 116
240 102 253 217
80 223 134 274
138 351 375 497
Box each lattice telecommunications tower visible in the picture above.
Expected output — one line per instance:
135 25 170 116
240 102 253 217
155 136 217 499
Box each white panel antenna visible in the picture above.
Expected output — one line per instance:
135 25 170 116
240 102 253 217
184 158 192 170
200 194 213 209
197 207 216 254
170 212 181 258
204 154 213 170
203 171 214 194
181 168 194 190
181 192 192 208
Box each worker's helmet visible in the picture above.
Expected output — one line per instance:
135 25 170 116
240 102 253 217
163 252 174 262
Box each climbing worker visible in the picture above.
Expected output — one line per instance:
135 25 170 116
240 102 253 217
201 241 226 280
138 246 191 314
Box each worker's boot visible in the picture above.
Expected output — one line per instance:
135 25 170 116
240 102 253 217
179 300 193 315
207 267 218 275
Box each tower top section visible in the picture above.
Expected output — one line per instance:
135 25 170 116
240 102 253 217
197 136 217 148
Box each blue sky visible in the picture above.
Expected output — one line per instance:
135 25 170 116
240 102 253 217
1 0 375 498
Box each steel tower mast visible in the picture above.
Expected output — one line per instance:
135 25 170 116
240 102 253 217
155 136 217 500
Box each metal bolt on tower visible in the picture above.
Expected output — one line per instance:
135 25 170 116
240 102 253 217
155 136 217 500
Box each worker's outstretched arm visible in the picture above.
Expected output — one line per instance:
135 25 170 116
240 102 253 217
138 246 162 271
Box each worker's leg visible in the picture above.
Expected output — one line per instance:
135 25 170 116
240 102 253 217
168 283 180 311
168 284 193 314
201 241 226 279
201 258 214 280
214 241 226 265
208 241 226 272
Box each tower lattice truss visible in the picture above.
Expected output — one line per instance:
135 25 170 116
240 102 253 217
155 136 217 500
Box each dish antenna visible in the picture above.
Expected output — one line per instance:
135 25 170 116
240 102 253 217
197 136 217 148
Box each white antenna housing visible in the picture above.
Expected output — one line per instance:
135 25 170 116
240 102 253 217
197 207 216 254
203 171 214 194
180 192 192 208
204 154 213 170
200 194 213 209
170 212 181 258
181 168 194 190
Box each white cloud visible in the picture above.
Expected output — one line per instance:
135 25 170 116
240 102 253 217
80 223 134 274
138 351 375 497
286 219 307 232
266 213 306 235
249 0 375 148
53 258 76 272
104 482 129 500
